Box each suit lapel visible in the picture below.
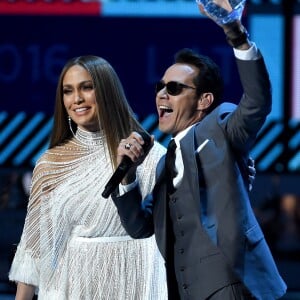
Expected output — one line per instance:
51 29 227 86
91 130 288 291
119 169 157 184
180 126 202 203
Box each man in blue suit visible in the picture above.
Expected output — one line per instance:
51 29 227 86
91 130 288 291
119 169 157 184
111 4 287 299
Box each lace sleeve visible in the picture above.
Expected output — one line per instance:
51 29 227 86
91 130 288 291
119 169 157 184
9 152 53 286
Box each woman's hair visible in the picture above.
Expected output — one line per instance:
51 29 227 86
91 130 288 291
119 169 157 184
174 48 224 114
49 55 143 168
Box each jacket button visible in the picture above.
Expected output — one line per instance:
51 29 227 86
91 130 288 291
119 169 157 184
182 284 188 289
177 215 183 220
180 266 185 272
179 248 184 254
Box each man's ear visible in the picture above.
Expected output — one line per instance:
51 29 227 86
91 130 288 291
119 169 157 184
197 92 214 111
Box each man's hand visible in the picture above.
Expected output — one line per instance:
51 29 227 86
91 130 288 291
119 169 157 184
196 1 250 50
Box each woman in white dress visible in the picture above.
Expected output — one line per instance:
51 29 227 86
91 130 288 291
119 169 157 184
9 55 167 300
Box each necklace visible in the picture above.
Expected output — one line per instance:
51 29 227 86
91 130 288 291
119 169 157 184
75 127 104 147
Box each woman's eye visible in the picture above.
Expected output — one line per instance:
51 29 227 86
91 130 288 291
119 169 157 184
63 89 72 95
83 85 94 91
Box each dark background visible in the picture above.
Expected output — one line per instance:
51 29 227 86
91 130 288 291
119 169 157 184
0 16 241 116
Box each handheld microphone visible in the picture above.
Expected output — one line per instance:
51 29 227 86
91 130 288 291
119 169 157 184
102 131 152 199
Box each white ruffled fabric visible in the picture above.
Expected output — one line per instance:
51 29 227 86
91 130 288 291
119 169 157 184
9 128 167 300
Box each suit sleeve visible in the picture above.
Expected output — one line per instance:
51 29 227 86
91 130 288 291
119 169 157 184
112 186 154 239
111 142 165 239
224 54 272 152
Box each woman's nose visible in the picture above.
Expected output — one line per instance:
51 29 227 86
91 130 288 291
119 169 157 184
74 95 84 104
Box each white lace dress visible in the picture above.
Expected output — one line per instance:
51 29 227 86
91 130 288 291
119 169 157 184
9 128 167 300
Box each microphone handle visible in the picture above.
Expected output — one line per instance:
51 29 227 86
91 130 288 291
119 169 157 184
102 156 132 199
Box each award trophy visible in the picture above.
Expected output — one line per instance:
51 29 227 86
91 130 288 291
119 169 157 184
196 0 246 25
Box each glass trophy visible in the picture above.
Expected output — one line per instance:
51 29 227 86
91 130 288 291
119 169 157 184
196 0 246 25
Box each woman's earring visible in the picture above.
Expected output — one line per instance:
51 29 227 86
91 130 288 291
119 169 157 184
68 116 76 137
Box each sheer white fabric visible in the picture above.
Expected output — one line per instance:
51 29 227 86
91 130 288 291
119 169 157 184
9 128 167 300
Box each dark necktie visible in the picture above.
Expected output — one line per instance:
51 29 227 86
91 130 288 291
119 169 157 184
165 139 181 297
165 139 177 193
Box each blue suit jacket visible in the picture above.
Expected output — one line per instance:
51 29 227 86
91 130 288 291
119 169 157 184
112 56 287 299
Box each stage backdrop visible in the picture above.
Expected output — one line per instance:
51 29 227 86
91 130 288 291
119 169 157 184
0 16 242 116
2 15 299 173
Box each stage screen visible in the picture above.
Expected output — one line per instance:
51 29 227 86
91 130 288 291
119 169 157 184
249 14 284 121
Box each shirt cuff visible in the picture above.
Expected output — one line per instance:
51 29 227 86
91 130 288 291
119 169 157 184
233 42 261 61
119 179 138 196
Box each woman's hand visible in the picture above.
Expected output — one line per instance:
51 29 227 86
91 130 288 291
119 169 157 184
117 131 154 185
